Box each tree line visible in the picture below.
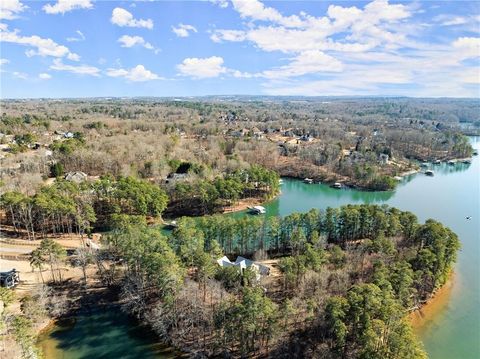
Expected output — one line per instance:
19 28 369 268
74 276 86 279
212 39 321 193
98 203 459 358
166 165 280 216
0 176 167 238
0 164 279 238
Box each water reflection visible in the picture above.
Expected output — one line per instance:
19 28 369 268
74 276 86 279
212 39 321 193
42 138 479 359
39 307 174 359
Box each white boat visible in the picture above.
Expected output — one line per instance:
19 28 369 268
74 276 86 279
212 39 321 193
425 170 434 176
420 162 429 167
462 159 472 165
394 176 403 181
303 178 314 184
433 160 441 165
163 220 178 229
448 160 456 165
332 182 342 189
248 205 266 214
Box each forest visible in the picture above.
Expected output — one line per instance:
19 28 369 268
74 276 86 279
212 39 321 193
0 97 476 202
92 204 460 358
0 97 470 358
0 164 279 237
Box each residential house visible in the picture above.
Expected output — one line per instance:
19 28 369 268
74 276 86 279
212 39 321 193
165 172 188 184
379 153 389 165
65 171 88 183
0 269 20 288
251 127 264 139
299 134 313 142
216 256 270 281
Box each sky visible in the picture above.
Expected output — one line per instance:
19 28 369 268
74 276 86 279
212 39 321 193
0 0 479 98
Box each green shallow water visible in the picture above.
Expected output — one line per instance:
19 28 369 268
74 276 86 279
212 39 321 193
38 307 175 359
236 137 479 359
40 137 480 359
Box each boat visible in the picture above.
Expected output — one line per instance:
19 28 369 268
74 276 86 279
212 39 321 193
420 162 429 167
448 160 456 165
248 205 266 214
433 159 441 165
473 150 478 156
466 216 472 220
332 182 342 189
303 178 314 184
394 176 402 181
425 170 434 176
163 220 178 230
278 179 284 184
462 159 472 165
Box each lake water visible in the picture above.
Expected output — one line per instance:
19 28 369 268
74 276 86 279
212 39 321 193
40 137 480 358
38 307 175 359
252 137 479 359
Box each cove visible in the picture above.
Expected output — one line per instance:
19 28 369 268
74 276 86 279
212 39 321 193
39 138 479 359
38 306 175 359
231 137 480 359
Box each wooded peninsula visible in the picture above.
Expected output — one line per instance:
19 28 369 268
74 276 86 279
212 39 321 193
0 96 476 358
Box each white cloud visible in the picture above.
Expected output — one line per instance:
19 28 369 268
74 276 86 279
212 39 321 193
172 24 198 38
66 52 80 61
261 50 343 79
0 25 80 60
39 73 52 79
208 0 455 92
67 30 85 42
0 58 9 65
209 0 228 8
261 44 480 97
13 71 27 79
177 56 228 79
456 68 480 84
433 14 469 27
50 58 100 76
211 29 246 43
43 0 92 15
0 0 27 20
452 37 480 59
231 0 304 28
262 67 413 97
432 14 480 33
117 35 158 53
214 0 413 54
106 64 161 81
111 7 153 29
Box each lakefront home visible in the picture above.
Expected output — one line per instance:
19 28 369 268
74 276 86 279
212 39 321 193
216 256 270 280
0 269 20 288
64 171 88 183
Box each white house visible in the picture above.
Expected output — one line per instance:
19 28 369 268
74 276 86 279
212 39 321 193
216 256 270 280
64 171 88 183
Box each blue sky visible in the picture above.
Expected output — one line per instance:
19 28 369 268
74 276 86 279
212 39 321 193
0 0 479 98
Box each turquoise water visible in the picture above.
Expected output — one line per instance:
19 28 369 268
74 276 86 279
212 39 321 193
41 138 479 358
234 137 480 359
39 307 175 359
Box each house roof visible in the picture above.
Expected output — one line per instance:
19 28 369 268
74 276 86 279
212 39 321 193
216 256 270 275
65 171 88 182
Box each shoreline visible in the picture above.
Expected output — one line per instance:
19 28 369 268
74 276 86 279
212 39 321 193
221 193 279 214
408 272 455 331
36 317 57 339
221 197 267 213
399 169 419 177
